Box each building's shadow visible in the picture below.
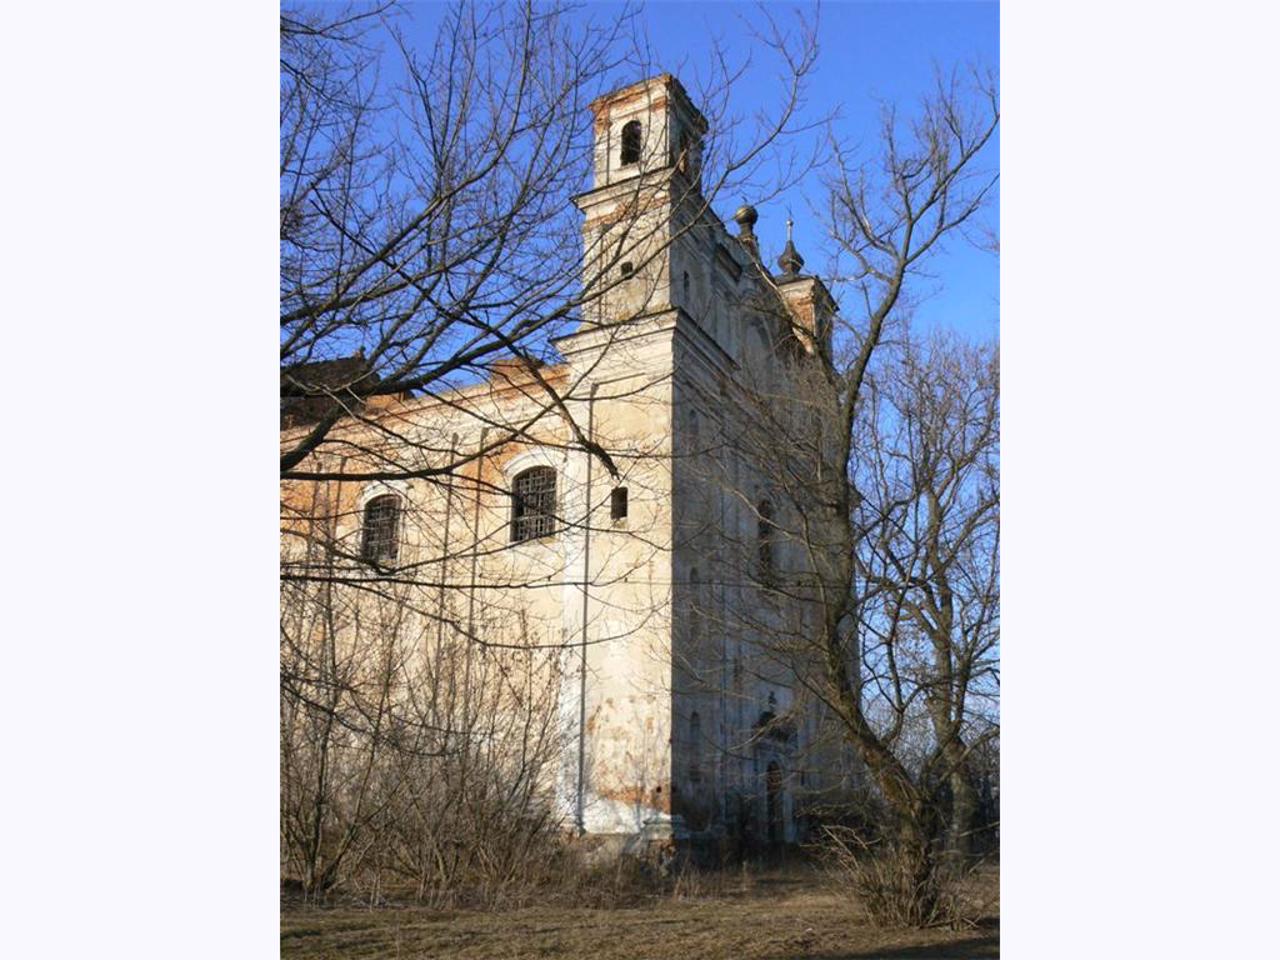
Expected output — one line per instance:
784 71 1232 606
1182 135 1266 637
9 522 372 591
765 926 998 959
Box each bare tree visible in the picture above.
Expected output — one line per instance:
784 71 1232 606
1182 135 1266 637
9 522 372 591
710 68 999 922
280 502 568 902
280 0 626 475
279 2 1000 922
280 0 819 486
279 0 821 677
852 330 999 858
279 0 828 900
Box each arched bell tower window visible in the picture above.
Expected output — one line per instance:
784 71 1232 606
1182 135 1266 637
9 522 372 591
511 466 557 542
361 494 402 564
620 120 642 165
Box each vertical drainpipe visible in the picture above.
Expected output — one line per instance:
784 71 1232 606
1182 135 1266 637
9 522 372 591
466 427 490 696
437 433 458 650
576 383 599 834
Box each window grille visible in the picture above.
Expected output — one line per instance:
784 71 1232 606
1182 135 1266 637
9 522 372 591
361 494 401 564
511 466 557 542
620 120 642 165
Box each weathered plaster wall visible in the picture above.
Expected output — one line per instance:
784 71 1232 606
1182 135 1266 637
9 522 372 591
280 74 850 852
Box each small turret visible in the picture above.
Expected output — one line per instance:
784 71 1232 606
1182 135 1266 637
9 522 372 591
776 217 805 277
733 202 760 261
771 216 833 355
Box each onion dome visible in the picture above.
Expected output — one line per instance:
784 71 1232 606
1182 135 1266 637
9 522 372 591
776 217 804 276
733 203 759 232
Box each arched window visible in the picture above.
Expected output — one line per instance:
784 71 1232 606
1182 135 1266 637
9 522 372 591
757 500 775 581
688 710 703 784
620 120 642 165
511 466 557 542
361 494 401 564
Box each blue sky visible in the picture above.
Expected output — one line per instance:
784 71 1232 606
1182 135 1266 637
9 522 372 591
385 0 998 343
630 0 1000 339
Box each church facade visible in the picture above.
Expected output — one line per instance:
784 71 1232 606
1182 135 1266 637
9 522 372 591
281 75 854 857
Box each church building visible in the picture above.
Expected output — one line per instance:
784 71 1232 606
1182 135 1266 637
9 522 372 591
281 74 852 858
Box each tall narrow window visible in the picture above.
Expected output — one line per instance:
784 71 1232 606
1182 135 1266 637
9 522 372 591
688 711 703 784
757 499 775 581
610 486 628 521
511 466 557 542
620 120 642 165
689 566 701 644
361 494 401 564
766 760 784 844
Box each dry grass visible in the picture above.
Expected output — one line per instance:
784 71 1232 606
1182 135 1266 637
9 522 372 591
815 827 999 929
281 862 998 959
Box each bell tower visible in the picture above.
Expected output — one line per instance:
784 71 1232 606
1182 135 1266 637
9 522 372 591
586 73 707 191
574 75 709 332
549 75 713 841
552 74 838 851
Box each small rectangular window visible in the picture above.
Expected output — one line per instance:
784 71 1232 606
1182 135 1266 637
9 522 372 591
610 486 628 521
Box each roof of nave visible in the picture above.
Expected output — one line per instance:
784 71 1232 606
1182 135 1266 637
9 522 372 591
280 351 572 442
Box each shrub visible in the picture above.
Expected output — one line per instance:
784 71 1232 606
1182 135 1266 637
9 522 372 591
815 824 990 929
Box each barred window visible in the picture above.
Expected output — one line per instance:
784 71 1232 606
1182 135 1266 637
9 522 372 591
757 499 775 581
511 466 557 543
361 494 401 564
620 120 642 165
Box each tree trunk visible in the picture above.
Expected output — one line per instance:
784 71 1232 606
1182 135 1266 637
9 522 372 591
947 764 979 858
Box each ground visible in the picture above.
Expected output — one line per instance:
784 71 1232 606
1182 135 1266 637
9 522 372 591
281 864 999 959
